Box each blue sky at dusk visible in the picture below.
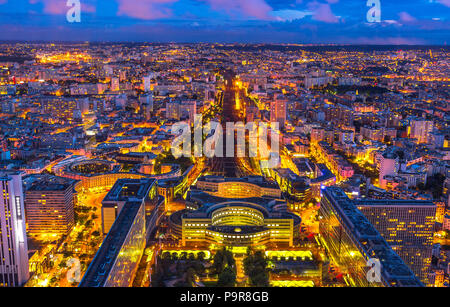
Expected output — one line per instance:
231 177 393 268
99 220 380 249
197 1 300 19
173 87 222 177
0 0 449 44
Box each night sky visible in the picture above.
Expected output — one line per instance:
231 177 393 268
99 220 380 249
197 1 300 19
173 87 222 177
0 0 449 44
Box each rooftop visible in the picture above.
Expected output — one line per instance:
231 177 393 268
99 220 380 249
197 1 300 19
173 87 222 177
79 201 142 287
323 187 424 287
102 178 156 203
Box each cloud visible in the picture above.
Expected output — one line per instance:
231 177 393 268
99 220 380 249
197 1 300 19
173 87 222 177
307 1 339 23
271 9 312 21
203 0 273 20
398 12 417 23
29 0 96 15
116 0 177 20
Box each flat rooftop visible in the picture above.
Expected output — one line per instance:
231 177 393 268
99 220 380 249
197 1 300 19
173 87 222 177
79 200 142 287
356 199 435 208
25 174 77 192
323 187 424 287
102 178 155 202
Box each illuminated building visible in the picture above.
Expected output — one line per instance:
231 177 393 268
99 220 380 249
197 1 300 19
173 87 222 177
310 164 336 198
357 200 436 285
304 70 332 89
428 270 445 287
79 199 146 287
270 94 287 129
24 174 76 236
195 175 281 199
379 152 399 189
443 213 450 231
80 177 161 287
319 187 423 287
0 171 29 287
310 127 325 144
143 76 151 92
312 141 354 182
101 178 156 235
111 77 120 91
166 100 181 120
157 176 185 205
408 118 433 144
271 168 312 208
170 176 301 247
59 159 181 193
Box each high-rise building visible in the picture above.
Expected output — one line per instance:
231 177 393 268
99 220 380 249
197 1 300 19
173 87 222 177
143 75 151 92
101 178 156 235
270 94 287 129
80 199 146 287
356 200 436 285
379 152 399 189
409 119 433 144
166 101 181 120
111 77 120 92
24 175 76 236
0 171 29 287
319 187 423 287
82 178 159 287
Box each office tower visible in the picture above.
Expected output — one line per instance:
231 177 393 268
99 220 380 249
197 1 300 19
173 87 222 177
24 175 76 236
319 187 422 287
166 100 181 120
119 70 126 82
310 127 325 144
179 100 197 122
0 171 29 287
143 76 151 92
409 119 433 144
111 77 120 91
270 94 287 129
357 200 436 285
139 93 154 111
379 152 399 189
80 198 146 287
139 93 154 120
101 178 156 235
338 130 354 143
82 178 159 287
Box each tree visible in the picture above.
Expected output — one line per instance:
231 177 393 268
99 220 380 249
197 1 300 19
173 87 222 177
197 252 205 261
243 250 270 287
185 267 196 287
217 267 236 287
180 252 188 260
212 248 235 274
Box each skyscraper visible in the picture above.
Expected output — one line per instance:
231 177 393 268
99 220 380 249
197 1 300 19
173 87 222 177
143 76 151 92
270 94 287 130
409 119 433 144
24 175 76 237
357 200 436 285
379 152 399 189
111 77 120 92
319 187 422 287
166 100 181 120
0 171 29 287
